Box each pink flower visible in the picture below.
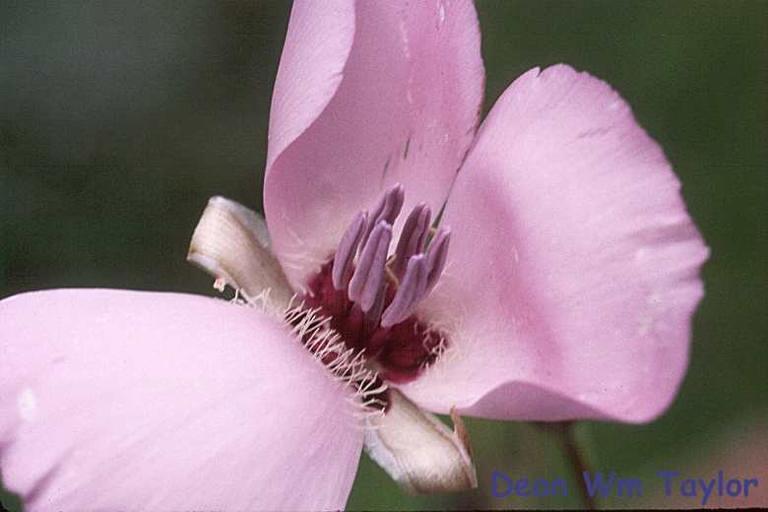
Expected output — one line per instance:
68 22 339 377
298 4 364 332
0 2 708 511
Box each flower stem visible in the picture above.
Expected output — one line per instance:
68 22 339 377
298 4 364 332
537 422 597 510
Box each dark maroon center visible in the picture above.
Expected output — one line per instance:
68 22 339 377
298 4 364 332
303 261 442 383
298 184 451 385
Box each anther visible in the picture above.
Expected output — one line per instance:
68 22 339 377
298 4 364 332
381 254 428 328
348 221 392 312
362 184 404 247
303 184 452 386
425 228 450 293
392 203 431 278
365 282 388 330
332 211 368 290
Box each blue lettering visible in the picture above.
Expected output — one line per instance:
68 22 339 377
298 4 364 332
492 471 514 498
532 479 549 497
657 470 679 496
699 478 716 506
515 478 530 497
583 471 615 497
551 478 569 497
617 477 643 497
726 479 742 497
681 479 696 497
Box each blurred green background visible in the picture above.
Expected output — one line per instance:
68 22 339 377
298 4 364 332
1 1 766 510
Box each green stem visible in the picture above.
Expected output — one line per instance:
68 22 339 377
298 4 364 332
537 422 597 510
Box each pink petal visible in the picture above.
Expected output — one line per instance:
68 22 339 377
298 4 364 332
0 289 362 511
265 0 484 289
400 65 709 423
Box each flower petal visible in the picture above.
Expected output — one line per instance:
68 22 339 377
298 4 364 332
363 390 476 494
264 0 484 289
0 289 362 511
400 65 709 423
188 196 293 308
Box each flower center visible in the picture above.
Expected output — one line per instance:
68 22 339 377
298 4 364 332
302 184 450 384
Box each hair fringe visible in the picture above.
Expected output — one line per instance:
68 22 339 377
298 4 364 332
215 280 388 422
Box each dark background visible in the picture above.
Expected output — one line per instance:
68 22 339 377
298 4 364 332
1 1 766 509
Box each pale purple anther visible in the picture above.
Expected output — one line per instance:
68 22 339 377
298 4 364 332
425 228 451 293
332 211 368 290
348 221 392 312
365 282 388 328
361 184 404 247
375 184 405 225
381 254 429 328
392 203 432 278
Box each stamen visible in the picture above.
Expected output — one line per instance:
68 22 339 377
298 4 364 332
362 184 404 247
381 254 428 328
425 228 450 293
365 282 388 329
332 211 368 290
348 221 393 312
392 203 431 278
300 184 452 390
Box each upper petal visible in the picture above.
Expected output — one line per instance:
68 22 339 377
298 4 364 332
264 0 484 289
0 289 362 511
400 65 709 423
